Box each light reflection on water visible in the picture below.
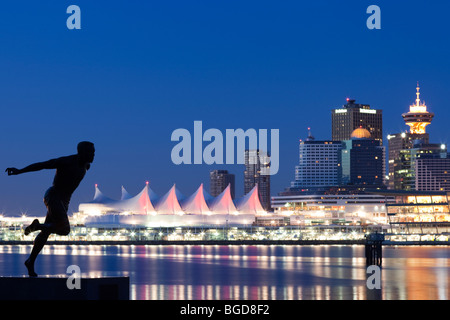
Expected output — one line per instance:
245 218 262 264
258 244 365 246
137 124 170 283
0 244 448 300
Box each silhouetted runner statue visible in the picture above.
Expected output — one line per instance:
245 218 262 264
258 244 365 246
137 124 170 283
5 141 95 277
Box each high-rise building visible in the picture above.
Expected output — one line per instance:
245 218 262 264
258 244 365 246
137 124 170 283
291 130 343 188
415 150 450 192
340 128 385 188
387 132 429 189
209 170 235 199
244 150 271 211
397 141 450 191
332 99 383 143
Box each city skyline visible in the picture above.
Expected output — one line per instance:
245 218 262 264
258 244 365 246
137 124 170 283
1 1 450 216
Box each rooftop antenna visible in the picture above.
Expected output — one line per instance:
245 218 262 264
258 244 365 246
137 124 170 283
306 127 315 141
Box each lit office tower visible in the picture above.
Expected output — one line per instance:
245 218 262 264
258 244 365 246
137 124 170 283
415 145 450 192
387 132 429 189
209 170 235 199
396 141 450 191
332 99 383 143
244 150 271 211
291 131 343 188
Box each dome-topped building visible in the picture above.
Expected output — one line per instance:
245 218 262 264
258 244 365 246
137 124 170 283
341 127 385 188
351 127 371 139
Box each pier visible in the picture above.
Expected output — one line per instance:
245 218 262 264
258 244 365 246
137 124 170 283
365 232 385 266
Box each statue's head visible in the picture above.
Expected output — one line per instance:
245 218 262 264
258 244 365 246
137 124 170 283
77 141 95 164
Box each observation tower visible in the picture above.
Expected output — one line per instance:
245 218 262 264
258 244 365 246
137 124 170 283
402 83 434 134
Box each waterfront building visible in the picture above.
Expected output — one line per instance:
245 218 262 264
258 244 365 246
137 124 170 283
340 128 385 188
244 149 271 211
332 98 383 143
2 187 449 242
373 190 450 238
209 170 235 199
77 182 265 228
271 192 393 226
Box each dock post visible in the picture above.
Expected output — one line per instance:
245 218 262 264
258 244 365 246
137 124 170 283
365 232 385 266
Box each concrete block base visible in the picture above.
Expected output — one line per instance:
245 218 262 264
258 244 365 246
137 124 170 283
0 276 129 300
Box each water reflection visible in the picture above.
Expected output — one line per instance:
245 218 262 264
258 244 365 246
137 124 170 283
130 283 370 300
0 244 448 300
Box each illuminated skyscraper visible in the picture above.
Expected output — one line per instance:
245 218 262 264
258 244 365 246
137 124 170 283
332 99 383 143
244 150 271 211
387 131 429 189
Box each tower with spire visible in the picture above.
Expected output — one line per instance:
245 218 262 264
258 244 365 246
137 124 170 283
402 82 434 134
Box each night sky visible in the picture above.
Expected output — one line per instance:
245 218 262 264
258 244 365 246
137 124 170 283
1 1 449 216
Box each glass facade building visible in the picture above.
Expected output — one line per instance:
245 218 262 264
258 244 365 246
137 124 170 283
209 170 235 199
291 140 342 188
244 150 271 211
331 99 383 143
340 134 385 188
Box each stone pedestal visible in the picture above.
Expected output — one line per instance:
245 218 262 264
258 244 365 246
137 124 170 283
0 276 129 300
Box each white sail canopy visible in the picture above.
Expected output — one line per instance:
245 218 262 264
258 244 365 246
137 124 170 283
78 182 264 225
235 184 266 215
180 183 211 214
120 186 132 200
208 184 238 215
92 184 115 203
114 183 156 215
155 184 184 215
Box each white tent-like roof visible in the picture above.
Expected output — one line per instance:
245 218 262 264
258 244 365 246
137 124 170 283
155 184 184 215
78 182 264 227
114 183 156 215
208 184 238 215
121 186 132 200
235 184 266 215
92 184 115 203
148 186 159 204
180 183 211 215
79 183 156 215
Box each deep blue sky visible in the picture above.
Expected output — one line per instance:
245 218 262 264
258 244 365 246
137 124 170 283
1 1 449 216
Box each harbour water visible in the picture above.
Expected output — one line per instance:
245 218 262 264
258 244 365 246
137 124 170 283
0 244 448 300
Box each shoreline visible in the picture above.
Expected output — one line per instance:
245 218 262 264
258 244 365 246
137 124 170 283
0 239 449 246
